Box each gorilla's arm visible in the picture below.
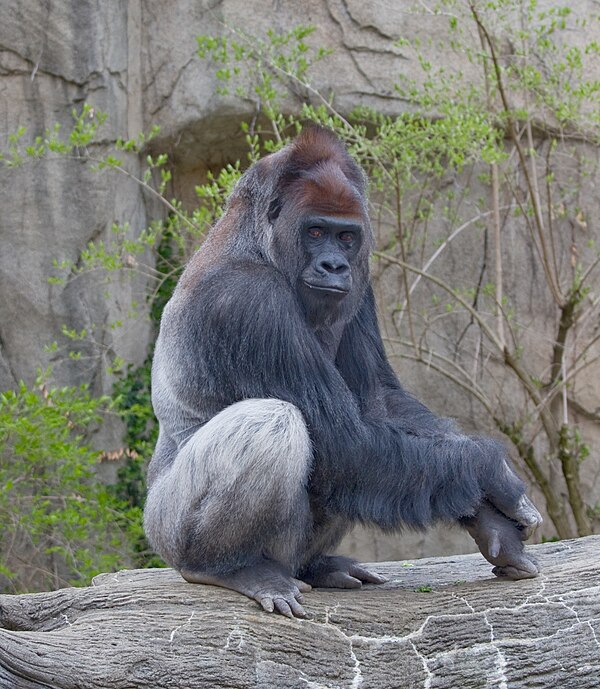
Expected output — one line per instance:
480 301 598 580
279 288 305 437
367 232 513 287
158 263 538 535
335 287 541 575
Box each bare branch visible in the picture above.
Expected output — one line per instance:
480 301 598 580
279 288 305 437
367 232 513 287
387 349 494 417
374 250 504 351
396 205 515 328
468 1 565 306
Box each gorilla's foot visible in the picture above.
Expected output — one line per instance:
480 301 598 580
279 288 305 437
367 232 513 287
300 555 388 589
180 559 311 618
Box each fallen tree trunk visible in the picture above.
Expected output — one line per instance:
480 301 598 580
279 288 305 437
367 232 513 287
0 536 599 689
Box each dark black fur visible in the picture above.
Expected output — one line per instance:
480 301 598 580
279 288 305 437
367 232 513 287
183 266 505 527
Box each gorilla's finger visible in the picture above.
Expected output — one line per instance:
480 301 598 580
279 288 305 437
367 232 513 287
347 564 388 584
488 530 501 559
287 597 307 618
337 575 362 589
325 572 362 589
292 578 312 592
273 598 294 618
258 596 275 613
493 561 539 580
515 496 543 538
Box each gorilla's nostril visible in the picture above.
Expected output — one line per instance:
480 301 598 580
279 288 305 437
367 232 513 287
319 260 350 275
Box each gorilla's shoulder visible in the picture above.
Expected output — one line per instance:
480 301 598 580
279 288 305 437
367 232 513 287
167 260 297 326
179 257 283 290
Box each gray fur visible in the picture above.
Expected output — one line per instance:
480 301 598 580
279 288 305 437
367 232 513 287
144 398 312 571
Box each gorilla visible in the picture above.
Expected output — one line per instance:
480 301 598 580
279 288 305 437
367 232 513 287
144 126 542 618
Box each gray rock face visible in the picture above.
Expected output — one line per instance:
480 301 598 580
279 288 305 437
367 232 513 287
0 1 149 413
139 0 443 165
0 536 599 688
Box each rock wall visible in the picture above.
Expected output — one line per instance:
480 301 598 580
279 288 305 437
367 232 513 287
1 1 599 561
0 1 151 448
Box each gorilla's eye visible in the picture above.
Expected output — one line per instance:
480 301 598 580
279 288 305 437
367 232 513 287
338 231 355 242
307 227 324 238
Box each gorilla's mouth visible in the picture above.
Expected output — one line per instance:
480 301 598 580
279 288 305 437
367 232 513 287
303 281 350 296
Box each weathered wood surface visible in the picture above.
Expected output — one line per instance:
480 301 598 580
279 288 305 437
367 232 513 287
0 536 599 689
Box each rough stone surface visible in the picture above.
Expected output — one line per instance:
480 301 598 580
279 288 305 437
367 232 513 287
0 536 599 688
0 1 150 453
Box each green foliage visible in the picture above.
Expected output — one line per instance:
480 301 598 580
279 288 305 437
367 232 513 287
1 105 108 168
0 374 140 592
112 359 156 506
197 25 330 124
110 366 163 569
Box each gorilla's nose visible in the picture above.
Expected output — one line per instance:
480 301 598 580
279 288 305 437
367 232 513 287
317 256 350 275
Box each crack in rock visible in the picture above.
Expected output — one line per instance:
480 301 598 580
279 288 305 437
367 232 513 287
168 610 195 643
302 573 600 688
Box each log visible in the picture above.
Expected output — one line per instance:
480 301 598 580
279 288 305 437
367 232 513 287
0 536 599 689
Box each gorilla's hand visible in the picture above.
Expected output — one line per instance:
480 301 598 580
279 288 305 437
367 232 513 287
477 447 543 539
300 555 387 589
503 493 543 539
462 501 540 579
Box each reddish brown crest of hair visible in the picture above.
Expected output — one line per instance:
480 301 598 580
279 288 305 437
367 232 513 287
289 162 364 217
279 125 365 216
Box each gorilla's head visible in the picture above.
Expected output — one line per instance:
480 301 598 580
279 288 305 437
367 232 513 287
264 127 373 326
198 126 374 327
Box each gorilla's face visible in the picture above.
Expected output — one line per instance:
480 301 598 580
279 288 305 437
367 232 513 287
299 215 362 299
290 211 368 327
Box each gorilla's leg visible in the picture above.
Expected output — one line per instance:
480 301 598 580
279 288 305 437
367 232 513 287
298 508 388 589
144 398 313 617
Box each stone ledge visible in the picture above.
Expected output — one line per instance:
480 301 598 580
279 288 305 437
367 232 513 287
1 536 599 688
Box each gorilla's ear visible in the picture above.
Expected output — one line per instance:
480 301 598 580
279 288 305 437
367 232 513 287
267 197 282 223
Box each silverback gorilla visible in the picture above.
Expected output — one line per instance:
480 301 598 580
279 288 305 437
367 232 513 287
144 126 542 618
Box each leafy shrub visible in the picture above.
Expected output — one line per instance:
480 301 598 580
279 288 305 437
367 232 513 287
0 375 141 592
